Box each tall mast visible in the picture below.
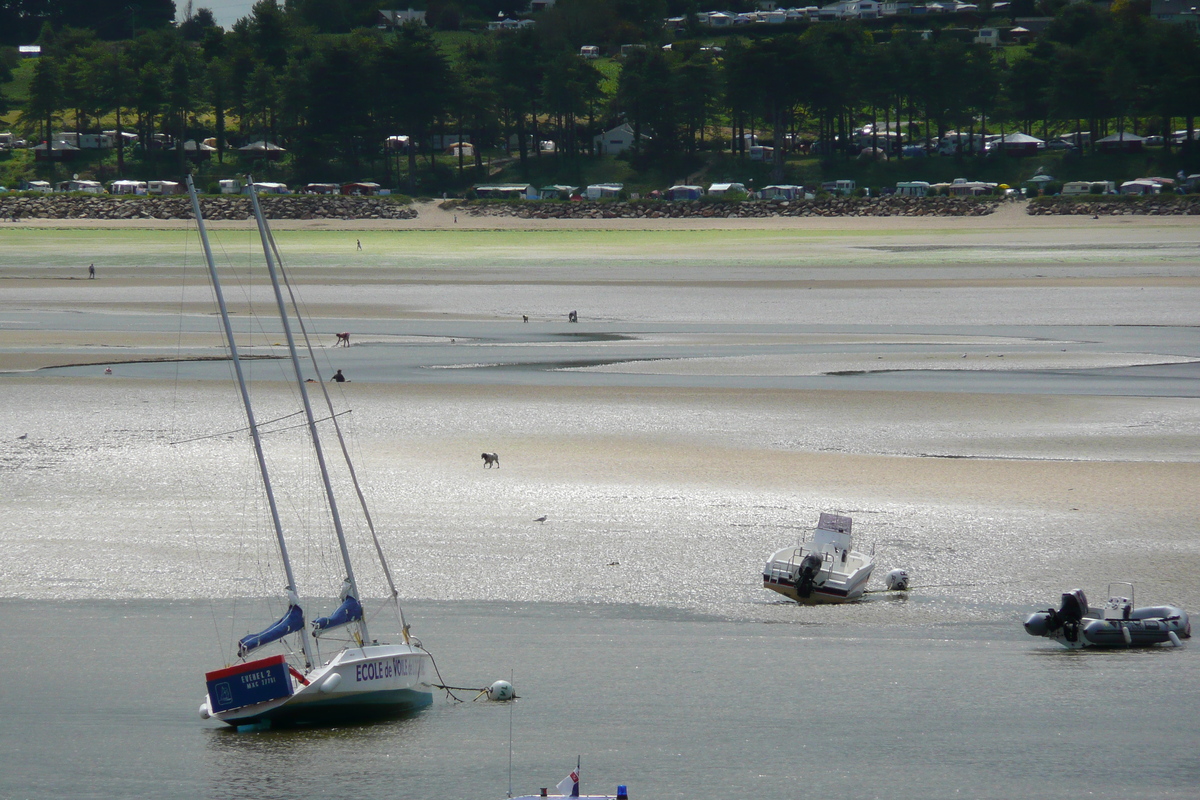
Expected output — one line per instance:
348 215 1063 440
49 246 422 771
185 175 313 670
245 177 371 645
257 219 413 644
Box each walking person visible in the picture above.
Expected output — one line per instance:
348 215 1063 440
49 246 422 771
88 263 95 279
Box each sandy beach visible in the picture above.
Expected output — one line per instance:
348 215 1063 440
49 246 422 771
2 207 1198 612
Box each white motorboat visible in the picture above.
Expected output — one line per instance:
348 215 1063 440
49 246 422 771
762 513 875 604
189 176 434 726
1024 584 1191 649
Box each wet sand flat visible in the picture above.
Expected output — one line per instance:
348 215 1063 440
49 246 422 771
1 211 1198 611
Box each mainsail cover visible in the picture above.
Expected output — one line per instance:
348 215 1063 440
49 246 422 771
312 594 364 635
238 604 305 657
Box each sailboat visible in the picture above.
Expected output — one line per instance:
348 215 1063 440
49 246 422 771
187 175 434 727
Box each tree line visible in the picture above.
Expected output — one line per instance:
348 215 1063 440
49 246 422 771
0 0 177 45
8 0 1199 188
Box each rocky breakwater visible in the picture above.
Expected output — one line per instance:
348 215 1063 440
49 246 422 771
454 196 1000 219
0 194 417 221
1027 196 1200 215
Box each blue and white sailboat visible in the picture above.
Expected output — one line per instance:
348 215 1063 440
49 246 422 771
188 176 433 726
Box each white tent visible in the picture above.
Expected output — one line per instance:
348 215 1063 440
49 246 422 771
707 183 746 196
110 180 147 194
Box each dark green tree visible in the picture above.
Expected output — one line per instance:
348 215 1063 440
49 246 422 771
493 28 545 169
371 26 455 186
615 47 675 159
541 50 603 159
20 54 62 154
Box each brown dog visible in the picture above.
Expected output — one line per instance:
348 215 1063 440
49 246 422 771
481 452 499 468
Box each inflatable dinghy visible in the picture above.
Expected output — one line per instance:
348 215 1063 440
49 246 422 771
1024 584 1190 649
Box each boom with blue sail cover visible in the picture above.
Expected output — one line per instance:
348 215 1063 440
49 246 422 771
312 595 364 635
239 604 306 657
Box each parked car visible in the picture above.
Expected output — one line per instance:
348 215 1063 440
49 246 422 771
1143 135 1164 146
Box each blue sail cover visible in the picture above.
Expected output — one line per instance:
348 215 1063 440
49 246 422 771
238 604 305 658
311 595 363 635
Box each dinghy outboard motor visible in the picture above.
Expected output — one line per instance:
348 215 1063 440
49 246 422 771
1025 589 1088 640
794 553 824 599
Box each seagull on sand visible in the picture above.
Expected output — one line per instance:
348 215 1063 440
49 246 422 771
17 433 28 440
534 516 548 523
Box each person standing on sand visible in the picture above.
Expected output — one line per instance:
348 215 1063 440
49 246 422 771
88 263 95 279
356 239 362 251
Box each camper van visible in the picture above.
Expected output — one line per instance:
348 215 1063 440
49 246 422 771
58 132 113 149
147 180 182 195
0 131 26 150
821 179 856 196
895 181 931 197
1062 181 1116 196
937 133 986 155
585 183 624 200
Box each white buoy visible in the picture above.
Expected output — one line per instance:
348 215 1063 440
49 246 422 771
487 679 514 701
1168 631 1183 647
885 569 910 591
320 672 343 693
1121 626 1133 645
199 702 210 719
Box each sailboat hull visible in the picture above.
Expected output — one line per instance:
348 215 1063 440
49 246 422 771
204 644 434 727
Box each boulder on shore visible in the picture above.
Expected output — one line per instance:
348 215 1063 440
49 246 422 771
0 194 417 221
448 196 1001 219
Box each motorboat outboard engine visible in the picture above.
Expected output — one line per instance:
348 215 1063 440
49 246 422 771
1025 589 1088 641
794 553 824 599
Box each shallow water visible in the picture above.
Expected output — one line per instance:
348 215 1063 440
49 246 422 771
2 599 1198 800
